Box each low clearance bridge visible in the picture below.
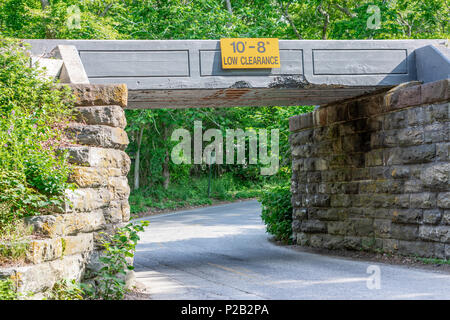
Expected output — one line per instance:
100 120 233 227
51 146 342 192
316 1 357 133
7 39 449 292
26 39 450 108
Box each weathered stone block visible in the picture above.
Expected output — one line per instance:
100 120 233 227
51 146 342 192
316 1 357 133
374 219 391 238
309 234 324 248
420 163 449 189
304 194 330 207
26 211 106 237
62 233 94 256
295 232 310 246
420 80 449 106
102 200 130 224
121 201 131 222
382 239 399 253
348 218 374 237
410 192 436 209
387 167 409 180
0 253 87 294
437 192 450 209
371 194 396 208
391 209 422 224
65 188 111 212
343 236 361 250
385 83 421 111
404 179 424 193
419 225 449 243
26 238 63 265
322 235 345 249
424 125 449 143
327 221 348 236
289 115 301 132
289 130 314 146
436 143 449 161
293 208 308 220
384 110 408 130
429 103 449 122
69 84 128 108
317 108 327 126
407 106 432 126
300 220 327 233
391 224 418 241
330 194 352 207
108 177 131 201
65 146 131 175
365 150 383 167
394 194 410 208
387 145 435 165
397 128 424 146
442 210 450 225
75 105 127 128
397 240 442 258
422 209 442 225
69 166 123 188
66 124 129 150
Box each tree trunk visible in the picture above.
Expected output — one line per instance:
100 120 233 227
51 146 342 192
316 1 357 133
134 127 144 190
162 125 170 190
40 0 49 9
278 1 302 40
225 0 233 14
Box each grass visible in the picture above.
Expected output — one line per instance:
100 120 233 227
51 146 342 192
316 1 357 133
415 257 450 265
0 220 33 265
129 174 284 216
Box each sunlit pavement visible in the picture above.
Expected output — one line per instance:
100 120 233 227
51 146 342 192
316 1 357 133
133 200 450 300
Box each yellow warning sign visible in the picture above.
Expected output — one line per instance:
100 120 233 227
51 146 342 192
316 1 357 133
220 38 281 69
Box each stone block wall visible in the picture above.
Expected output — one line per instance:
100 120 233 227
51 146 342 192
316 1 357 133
289 79 449 259
0 84 131 296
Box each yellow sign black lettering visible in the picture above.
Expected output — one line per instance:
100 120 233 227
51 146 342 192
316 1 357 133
220 38 281 69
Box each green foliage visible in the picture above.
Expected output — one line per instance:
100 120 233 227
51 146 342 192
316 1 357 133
0 220 32 263
416 257 450 265
46 279 84 300
0 278 19 300
259 184 293 243
82 221 149 300
129 174 285 215
1 0 446 40
0 38 74 227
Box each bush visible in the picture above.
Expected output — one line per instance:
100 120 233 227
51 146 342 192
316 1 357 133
0 219 33 264
0 38 74 229
259 184 293 243
82 221 149 300
0 278 18 300
46 279 84 300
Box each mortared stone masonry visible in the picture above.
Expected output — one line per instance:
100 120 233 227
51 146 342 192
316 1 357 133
289 79 449 259
0 84 131 296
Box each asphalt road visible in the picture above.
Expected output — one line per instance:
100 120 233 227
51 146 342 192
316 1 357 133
134 200 450 300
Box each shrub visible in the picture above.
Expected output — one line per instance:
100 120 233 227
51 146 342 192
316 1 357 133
46 279 84 300
0 219 33 264
259 184 293 243
0 38 74 229
82 221 149 300
0 278 18 300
